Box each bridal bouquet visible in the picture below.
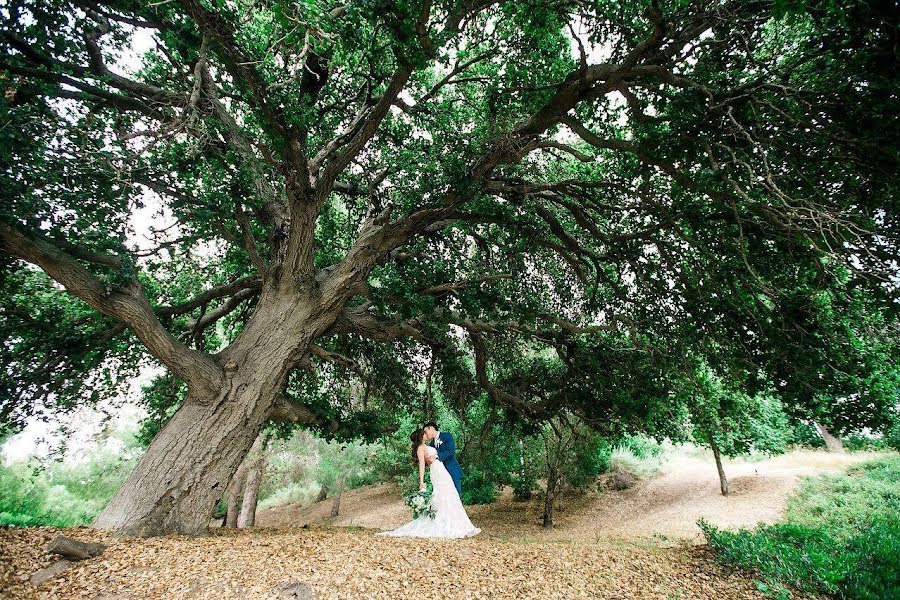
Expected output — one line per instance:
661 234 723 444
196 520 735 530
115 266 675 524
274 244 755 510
403 490 436 520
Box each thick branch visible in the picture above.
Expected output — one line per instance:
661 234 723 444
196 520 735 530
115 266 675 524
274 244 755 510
158 276 261 317
269 396 320 424
0 223 222 395
469 330 541 418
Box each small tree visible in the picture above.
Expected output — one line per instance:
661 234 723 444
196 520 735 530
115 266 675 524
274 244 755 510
684 363 791 496
222 432 269 528
316 439 375 518
539 413 607 528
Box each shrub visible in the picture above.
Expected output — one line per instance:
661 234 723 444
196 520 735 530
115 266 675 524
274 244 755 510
609 445 664 479
790 422 826 449
620 434 663 460
0 463 48 526
258 481 321 512
461 469 496 505
0 463 97 527
511 472 536 501
842 435 887 453
886 419 900 452
786 458 900 539
0 429 140 527
702 455 900 599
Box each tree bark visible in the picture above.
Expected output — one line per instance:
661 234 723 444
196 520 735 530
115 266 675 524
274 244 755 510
45 536 105 561
92 391 269 535
814 422 846 454
543 467 558 528
315 484 329 503
329 475 346 518
92 289 340 536
709 435 729 496
237 435 267 528
93 329 288 534
224 461 247 528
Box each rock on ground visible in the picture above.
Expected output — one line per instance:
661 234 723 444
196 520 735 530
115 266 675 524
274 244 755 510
603 466 638 491
28 559 72 588
45 535 105 561
273 581 317 599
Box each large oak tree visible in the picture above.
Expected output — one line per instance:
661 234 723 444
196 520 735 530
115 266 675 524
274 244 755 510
1 0 897 535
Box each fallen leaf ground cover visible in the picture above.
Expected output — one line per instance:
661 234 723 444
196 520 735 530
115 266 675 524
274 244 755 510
1 525 809 599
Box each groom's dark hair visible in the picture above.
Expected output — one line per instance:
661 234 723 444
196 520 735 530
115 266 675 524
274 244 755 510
423 421 438 430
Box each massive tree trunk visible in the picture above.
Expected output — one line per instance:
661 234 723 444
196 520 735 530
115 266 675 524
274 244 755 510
93 385 275 535
94 290 334 536
814 422 846 454
237 435 268 528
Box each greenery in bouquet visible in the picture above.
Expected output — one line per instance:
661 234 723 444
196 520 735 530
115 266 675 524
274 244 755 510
403 490 436 520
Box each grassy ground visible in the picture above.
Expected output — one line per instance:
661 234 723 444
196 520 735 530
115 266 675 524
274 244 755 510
702 455 900 600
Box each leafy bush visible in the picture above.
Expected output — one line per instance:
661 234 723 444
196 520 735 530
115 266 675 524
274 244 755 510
0 428 140 527
702 455 900 599
790 421 892 453
511 472 535 501
786 457 900 537
259 430 380 509
258 481 320 512
620 434 663 460
886 419 900 452
461 468 496 505
0 462 51 526
0 462 102 527
790 422 826 449
841 434 887 453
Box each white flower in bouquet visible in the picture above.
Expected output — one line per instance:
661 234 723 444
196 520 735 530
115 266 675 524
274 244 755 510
403 490 436 520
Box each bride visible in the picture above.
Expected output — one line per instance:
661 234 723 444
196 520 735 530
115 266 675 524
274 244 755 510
377 428 481 539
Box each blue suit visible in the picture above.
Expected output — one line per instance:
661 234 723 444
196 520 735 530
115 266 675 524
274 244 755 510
431 432 463 496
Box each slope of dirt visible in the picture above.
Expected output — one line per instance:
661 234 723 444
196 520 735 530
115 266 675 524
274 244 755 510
258 483 408 531
257 449 873 542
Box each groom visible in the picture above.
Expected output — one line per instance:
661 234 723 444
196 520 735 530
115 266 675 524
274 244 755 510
423 422 463 496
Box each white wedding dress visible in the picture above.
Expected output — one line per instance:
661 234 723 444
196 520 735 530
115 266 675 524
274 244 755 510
377 445 481 539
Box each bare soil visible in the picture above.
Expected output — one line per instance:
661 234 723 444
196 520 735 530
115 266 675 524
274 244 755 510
258 449 871 543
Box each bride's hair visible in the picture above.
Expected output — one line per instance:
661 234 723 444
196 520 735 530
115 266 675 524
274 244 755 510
410 428 425 464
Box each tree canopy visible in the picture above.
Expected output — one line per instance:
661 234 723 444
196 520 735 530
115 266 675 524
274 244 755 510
1 0 898 534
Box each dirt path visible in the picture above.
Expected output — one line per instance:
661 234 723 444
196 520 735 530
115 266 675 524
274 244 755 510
258 449 871 542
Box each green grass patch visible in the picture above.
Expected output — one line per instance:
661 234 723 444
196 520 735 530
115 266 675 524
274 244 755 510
700 455 900 599
0 440 139 527
610 441 665 479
